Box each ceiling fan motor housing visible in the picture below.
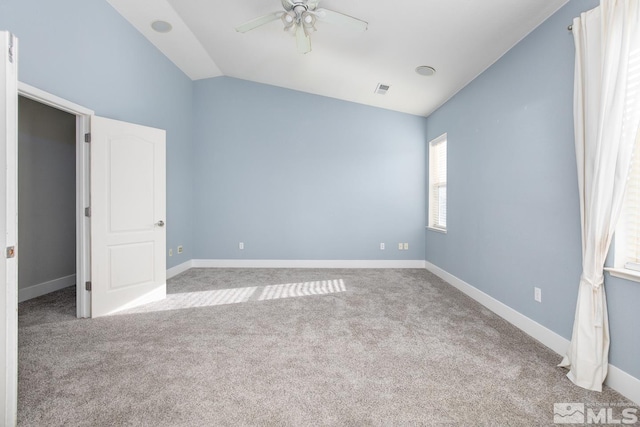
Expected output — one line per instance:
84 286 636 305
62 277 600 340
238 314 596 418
293 4 308 16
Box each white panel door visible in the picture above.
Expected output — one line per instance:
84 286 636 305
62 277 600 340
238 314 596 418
91 116 166 317
0 31 18 425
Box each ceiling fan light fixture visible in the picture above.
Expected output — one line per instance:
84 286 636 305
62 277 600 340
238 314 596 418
236 0 368 53
151 20 173 33
415 66 436 76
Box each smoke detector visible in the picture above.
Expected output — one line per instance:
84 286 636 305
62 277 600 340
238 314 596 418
415 66 436 76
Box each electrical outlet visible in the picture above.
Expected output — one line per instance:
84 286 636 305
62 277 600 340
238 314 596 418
403 243 409 250
239 242 244 250
380 243 385 250
398 243 403 250
168 248 173 257
177 245 183 254
534 287 542 303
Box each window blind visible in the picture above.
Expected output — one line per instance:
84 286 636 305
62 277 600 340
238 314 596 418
618 48 640 271
622 133 640 271
429 135 447 230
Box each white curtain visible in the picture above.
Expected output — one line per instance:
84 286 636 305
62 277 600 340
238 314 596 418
560 0 640 391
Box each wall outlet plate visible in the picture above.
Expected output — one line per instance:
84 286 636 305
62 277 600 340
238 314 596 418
534 287 542 303
169 248 173 256
177 245 183 254
380 243 385 250
239 242 244 250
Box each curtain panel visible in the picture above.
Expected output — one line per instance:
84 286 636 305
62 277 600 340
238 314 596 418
561 0 640 391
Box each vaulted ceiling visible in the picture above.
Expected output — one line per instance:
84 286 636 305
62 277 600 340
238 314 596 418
106 0 569 117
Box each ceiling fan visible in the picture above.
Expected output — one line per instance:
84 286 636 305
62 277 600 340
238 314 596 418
235 0 368 54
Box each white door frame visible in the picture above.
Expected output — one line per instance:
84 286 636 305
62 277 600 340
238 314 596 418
18 82 94 318
1 31 18 427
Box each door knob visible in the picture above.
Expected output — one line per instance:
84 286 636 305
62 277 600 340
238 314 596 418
156 220 165 227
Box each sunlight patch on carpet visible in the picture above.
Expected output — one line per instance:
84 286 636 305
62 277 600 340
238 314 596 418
117 279 347 315
258 279 346 301
119 286 257 314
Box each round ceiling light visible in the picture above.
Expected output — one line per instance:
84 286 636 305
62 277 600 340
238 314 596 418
151 20 173 33
415 66 436 77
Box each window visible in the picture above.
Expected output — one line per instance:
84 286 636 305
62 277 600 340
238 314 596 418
611 44 640 281
428 134 447 232
613 132 640 278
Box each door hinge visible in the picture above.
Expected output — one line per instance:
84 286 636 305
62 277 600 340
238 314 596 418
85 207 91 217
85 133 91 143
8 34 14 64
85 281 92 291
6 246 15 258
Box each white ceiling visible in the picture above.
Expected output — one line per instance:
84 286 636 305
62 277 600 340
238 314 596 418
106 0 569 117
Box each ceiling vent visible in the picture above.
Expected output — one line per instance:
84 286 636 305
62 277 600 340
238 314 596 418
374 84 390 95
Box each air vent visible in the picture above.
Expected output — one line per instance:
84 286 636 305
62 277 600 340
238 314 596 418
374 83 390 95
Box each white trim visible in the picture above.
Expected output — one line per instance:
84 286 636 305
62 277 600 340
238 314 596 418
191 259 427 269
426 226 447 234
604 267 640 283
607 364 640 406
167 260 193 279
1 31 18 427
18 275 76 303
17 82 93 116
424 261 640 405
166 259 427 279
17 82 93 319
424 261 570 354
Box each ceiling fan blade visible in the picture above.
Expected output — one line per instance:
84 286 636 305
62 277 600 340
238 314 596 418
306 0 320 10
235 12 283 33
281 0 295 11
296 24 311 54
314 8 368 31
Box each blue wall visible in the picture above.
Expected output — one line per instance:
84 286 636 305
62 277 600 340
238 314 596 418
192 77 427 260
0 0 194 268
425 0 640 380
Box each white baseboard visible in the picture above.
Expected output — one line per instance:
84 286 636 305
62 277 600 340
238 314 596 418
18 274 76 302
607 364 640 406
190 259 427 269
424 261 640 405
167 259 426 279
166 260 194 279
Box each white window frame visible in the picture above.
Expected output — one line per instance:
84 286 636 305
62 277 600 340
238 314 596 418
607 132 640 283
427 133 447 233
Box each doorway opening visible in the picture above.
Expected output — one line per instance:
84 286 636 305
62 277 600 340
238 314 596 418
18 96 76 315
17 83 93 318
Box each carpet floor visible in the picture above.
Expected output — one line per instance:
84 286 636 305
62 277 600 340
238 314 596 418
17 268 635 426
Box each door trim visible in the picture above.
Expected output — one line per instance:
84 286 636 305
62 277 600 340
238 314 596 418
18 82 94 318
1 31 18 427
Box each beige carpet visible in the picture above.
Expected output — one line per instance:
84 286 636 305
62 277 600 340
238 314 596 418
17 268 636 426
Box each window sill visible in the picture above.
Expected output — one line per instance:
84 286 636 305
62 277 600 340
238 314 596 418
604 267 640 283
426 226 447 234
